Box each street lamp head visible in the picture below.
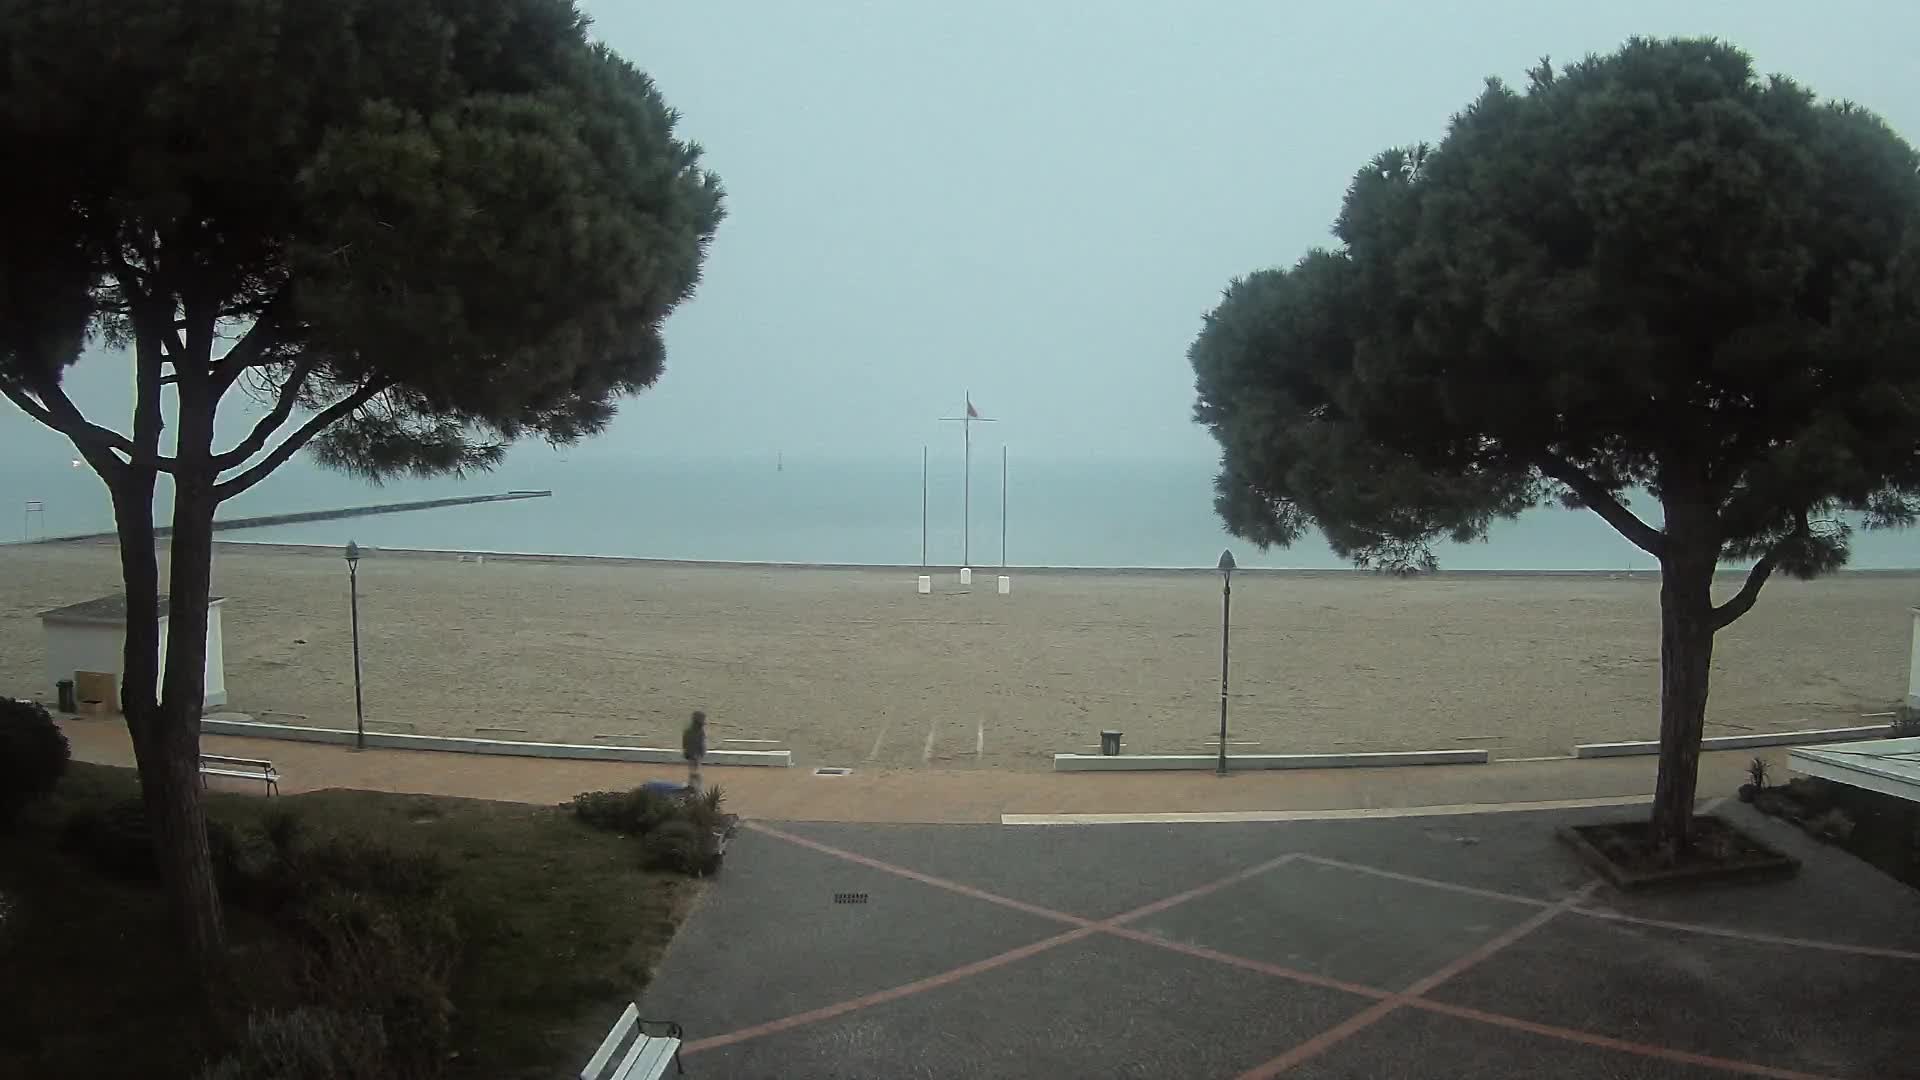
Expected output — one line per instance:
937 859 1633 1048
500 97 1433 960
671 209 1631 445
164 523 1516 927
1217 548 1236 577
344 540 361 568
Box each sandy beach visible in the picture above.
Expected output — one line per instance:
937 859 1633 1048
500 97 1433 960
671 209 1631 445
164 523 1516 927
1 540 1912 770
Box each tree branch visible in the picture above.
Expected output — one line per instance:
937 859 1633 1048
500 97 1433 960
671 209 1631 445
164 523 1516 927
1 377 174 471
213 379 393 502
211 357 315 469
209 288 290 392
1535 453 1666 557
1711 548 1779 631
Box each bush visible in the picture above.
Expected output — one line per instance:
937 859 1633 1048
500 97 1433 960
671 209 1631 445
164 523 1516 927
62 797 155 879
0 697 69 824
63 798 239 885
569 786 679 836
200 1008 388 1080
640 819 713 875
1808 808 1856 843
291 888 459 1078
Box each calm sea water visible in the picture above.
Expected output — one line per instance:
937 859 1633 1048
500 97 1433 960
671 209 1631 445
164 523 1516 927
4 453 1916 570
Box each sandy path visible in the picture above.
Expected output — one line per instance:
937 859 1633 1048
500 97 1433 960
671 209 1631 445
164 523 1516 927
1 541 1911 770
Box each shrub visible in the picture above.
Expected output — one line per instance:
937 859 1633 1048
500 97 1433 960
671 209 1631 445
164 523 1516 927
199 1008 388 1080
291 888 459 1077
640 819 713 875
62 797 155 879
0 697 69 824
1746 757 1771 790
299 833 449 901
1807 808 1856 843
570 786 679 836
63 798 240 885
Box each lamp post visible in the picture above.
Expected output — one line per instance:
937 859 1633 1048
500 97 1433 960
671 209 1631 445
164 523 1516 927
1216 549 1235 776
345 541 365 751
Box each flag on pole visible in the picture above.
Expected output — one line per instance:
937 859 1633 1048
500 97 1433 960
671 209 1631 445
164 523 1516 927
966 397 979 419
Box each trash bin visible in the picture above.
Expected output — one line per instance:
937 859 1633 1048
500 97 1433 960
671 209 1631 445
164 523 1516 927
56 679 76 714
1100 730 1122 756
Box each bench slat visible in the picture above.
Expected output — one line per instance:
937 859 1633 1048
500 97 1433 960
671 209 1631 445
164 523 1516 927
612 1034 677 1080
580 1003 639 1080
617 1037 679 1080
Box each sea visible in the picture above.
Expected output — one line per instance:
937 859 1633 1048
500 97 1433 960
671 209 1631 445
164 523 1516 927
4 453 1917 571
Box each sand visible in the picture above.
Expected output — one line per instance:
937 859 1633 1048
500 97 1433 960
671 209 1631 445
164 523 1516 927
1 540 1913 770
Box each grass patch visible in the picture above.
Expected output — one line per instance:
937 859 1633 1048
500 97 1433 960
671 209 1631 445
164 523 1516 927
0 763 701 1079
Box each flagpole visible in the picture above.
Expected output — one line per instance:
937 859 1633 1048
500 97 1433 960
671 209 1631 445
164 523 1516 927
939 393 994 571
921 445 928 567
1001 444 1007 568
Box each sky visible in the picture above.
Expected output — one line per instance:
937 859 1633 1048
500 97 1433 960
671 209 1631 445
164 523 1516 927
9 0 1920 470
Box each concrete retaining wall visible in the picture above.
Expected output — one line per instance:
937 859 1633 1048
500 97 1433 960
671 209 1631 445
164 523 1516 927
200 717 790 767
1053 749 1488 772
1573 725 1891 759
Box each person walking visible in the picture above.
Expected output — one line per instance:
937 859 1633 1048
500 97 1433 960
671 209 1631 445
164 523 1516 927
682 710 708 790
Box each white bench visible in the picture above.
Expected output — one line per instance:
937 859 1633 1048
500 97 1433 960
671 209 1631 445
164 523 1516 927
581 1003 683 1079
198 754 279 796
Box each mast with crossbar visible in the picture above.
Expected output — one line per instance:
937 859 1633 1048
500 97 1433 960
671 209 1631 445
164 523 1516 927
938 392 996 567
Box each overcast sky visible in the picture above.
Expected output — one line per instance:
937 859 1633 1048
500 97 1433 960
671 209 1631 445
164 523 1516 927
10 0 1920 469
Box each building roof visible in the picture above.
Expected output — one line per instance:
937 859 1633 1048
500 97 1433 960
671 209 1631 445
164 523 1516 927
1788 737 1920 806
39 593 224 625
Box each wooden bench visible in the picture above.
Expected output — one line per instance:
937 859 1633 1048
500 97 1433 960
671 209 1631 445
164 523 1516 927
198 754 279 796
581 1003 683 1079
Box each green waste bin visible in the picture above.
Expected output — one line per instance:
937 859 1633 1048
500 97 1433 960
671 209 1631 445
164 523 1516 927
1100 730 1122 756
56 680 76 713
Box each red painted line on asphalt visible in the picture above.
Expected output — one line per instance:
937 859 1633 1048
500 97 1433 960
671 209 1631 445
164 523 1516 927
1304 853 1920 963
1294 854 1553 908
1102 926 1389 1000
694 830 1304 1056
1406 999 1839 1080
746 821 1093 927
1570 906 1920 962
722 827 1895 1077
681 926 1098 1054
1235 884 1599 1079
1108 853 1299 924
1405 885 1597 996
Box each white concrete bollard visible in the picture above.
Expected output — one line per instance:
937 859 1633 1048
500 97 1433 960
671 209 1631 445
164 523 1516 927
997 575 1011 595
959 567 973 586
917 575 932 595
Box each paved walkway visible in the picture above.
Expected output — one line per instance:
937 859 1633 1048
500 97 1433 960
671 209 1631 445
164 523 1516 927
63 713 1781 823
639 803 1920 1078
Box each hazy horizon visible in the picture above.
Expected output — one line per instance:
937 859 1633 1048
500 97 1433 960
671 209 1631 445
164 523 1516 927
6 1 1920 563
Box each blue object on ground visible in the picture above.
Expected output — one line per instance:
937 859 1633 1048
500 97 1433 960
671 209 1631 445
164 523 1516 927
642 780 690 798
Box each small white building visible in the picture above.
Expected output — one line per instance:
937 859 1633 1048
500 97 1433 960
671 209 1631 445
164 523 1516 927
39 593 228 710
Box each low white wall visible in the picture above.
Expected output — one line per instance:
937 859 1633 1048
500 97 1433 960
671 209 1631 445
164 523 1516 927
1573 725 1891 759
1053 749 1489 772
200 717 791 767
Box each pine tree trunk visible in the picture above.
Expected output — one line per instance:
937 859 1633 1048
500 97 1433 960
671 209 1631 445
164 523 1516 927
150 479 225 972
145 354 227 977
1649 517 1718 853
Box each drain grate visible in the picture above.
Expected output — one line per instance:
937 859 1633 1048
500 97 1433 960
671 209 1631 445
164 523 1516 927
813 767 852 777
834 892 868 904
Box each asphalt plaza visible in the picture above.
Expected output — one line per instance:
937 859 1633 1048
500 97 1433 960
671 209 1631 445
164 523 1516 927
637 802 1920 1079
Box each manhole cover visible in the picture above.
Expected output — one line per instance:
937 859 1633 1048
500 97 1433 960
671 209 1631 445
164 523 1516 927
813 767 852 777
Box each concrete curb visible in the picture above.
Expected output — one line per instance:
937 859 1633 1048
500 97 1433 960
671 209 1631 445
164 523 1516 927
1573 725 1891 759
200 717 791 767
1052 749 1489 772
